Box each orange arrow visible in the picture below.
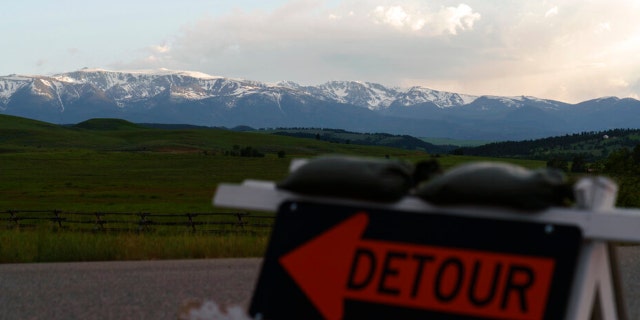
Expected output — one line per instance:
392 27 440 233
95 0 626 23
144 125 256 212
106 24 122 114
279 212 556 320
279 212 368 320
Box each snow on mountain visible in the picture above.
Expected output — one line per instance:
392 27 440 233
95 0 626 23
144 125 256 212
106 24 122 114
395 86 477 108
287 80 479 110
478 95 567 110
51 69 243 104
57 68 223 82
0 75 32 107
312 81 399 110
1 68 482 112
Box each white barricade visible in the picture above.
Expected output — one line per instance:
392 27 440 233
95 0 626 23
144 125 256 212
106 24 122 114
213 173 638 319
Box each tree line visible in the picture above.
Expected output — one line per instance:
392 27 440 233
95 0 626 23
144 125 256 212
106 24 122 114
599 145 640 207
456 128 640 161
222 145 285 158
545 144 640 208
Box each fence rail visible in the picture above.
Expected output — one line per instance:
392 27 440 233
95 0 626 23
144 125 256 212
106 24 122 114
0 210 274 234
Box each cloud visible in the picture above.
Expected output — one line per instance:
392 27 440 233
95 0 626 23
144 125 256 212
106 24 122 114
125 0 483 83
596 22 611 34
150 44 171 54
115 0 640 103
544 6 558 18
370 4 480 34
415 0 640 102
372 6 412 29
440 4 481 35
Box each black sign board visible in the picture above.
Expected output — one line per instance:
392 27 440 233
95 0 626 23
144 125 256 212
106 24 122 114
250 201 582 320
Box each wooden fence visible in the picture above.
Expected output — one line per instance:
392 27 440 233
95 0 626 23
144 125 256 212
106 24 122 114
0 210 274 234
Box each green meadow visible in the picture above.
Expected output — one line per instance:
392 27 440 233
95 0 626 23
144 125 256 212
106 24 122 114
0 150 544 212
0 116 546 262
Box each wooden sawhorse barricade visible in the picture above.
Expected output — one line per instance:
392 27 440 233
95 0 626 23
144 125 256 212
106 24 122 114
214 177 638 320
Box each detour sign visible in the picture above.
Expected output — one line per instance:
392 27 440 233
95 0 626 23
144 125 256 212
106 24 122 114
250 202 581 320
281 213 554 320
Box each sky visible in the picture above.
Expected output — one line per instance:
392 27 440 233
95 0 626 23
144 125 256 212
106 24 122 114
2 0 640 103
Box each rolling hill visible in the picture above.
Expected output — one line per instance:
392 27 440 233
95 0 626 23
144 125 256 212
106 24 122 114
4 114 640 164
0 114 434 157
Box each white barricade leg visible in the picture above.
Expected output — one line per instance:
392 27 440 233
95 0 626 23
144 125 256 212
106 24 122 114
565 241 601 319
596 242 618 320
567 177 624 320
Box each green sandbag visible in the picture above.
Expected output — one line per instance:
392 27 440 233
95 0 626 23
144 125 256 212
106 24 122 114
414 162 573 210
277 156 413 202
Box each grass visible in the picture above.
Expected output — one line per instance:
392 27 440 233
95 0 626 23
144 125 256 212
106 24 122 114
0 152 546 212
0 115 550 263
0 151 546 263
0 228 269 263
0 152 283 212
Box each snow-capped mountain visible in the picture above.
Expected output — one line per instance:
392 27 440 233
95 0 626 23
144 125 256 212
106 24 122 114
1 69 479 112
298 81 400 110
1 68 640 140
276 80 478 110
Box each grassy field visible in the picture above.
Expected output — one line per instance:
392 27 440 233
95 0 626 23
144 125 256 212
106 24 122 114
0 151 545 212
0 228 269 263
0 115 548 262
0 152 286 212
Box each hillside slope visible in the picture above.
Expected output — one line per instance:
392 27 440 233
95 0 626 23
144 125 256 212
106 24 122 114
457 129 640 160
0 115 430 157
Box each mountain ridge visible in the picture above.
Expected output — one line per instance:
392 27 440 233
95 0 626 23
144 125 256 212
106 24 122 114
1 69 481 110
2 68 640 140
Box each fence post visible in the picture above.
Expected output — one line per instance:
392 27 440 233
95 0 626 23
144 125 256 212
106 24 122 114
186 213 197 232
235 212 246 231
138 212 150 232
94 212 105 231
52 210 63 229
8 210 19 229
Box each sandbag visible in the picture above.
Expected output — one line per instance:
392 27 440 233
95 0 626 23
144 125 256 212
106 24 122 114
277 156 413 202
414 162 573 210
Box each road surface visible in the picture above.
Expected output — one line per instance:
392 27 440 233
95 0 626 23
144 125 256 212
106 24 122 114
0 258 261 319
0 247 639 319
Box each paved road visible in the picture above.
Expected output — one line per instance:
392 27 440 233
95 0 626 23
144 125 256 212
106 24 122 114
0 258 261 320
615 246 640 320
1 247 639 319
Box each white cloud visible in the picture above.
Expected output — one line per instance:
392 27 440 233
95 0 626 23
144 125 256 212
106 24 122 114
114 0 640 103
426 0 640 102
372 6 411 29
440 4 481 35
596 22 611 34
370 3 480 35
544 6 558 18
151 44 171 54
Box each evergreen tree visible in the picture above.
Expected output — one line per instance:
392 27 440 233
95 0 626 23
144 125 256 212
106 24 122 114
570 155 587 173
547 157 569 172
